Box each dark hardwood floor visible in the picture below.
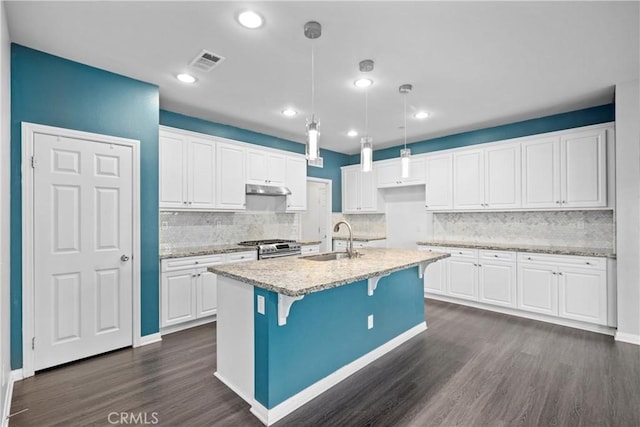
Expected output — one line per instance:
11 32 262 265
10 300 640 426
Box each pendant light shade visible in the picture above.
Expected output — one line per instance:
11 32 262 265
304 21 322 162
361 136 373 172
399 84 413 179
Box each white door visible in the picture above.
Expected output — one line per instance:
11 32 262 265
560 129 607 208
425 153 453 210
161 270 196 327
33 133 133 371
196 269 218 318
447 257 478 300
484 143 521 209
478 261 516 308
342 167 360 213
453 149 485 209
159 132 187 209
522 138 560 208
301 180 330 251
558 267 607 325
188 137 216 209
285 157 308 211
216 142 246 210
517 263 558 316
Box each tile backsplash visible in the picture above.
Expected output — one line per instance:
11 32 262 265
160 211 300 250
331 213 386 238
432 210 615 249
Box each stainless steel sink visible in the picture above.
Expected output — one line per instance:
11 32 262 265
301 251 354 261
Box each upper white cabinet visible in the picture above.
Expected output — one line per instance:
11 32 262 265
453 149 485 209
342 165 380 213
246 149 287 186
216 142 246 210
160 131 216 210
377 157 426 188
425 153 453 211
484 143 521 209
522 128 607 209
285 156 307 211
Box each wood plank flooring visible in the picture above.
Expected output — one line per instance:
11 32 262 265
10 300 640 426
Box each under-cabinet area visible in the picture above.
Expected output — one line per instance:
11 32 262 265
417 244 615 333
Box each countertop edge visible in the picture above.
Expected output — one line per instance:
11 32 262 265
160 246 254 260
416 241 616 259
211 253 449 297
333 236 387 242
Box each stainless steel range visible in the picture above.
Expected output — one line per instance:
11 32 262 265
238 239 301 260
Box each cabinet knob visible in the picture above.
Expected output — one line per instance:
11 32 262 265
494 254 499 258
478 264 482 267
562 201 566 204
188 201 192 205
192 274 197 278
195 261 199 264
183 201 187 205
586 262 591 265
555 201 561 204
552 272 556 275
558 272 563 275
458 251 463 254
527 257 532 260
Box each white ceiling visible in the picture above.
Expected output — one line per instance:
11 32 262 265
5 1 639 155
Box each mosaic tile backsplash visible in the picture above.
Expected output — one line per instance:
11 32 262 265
160 211 300 251
432 210 615 249
331 213 387 239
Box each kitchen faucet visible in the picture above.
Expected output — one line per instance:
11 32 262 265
333 220 359 258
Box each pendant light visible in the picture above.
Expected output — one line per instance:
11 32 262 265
399 84 413 179
359 60 374 172
304 21 321 161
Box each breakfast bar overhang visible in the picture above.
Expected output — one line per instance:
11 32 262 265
209 248 448 425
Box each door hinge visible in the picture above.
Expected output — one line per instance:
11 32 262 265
32 337 35 350
31 156 37 168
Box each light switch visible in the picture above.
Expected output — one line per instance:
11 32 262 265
257 295 265 315
367 314 374 329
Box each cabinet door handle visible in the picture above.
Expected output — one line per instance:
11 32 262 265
197 273 201 277
195 261 199 264
562 201 566 204
552 272 557 275
183 201 188 205
558 272 563 275
494 254 499 258
192 274 197 278
555 201 561 204
188 201 192 205
527 257 532 260
585 262 591 265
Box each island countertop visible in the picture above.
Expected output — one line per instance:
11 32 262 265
209 248 449 297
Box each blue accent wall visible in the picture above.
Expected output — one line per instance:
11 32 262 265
159 110 351 212
10 44 160 369
253 267 424 408
348 104 615 164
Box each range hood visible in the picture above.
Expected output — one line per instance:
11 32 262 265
245 183 292 196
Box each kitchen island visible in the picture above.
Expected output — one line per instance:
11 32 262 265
209 248 448 425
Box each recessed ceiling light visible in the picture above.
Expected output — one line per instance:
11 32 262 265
238 11 263 29
282 108 297 117
354 78 373 88
414 111 430 119
347 130 358 137
176 73 197 84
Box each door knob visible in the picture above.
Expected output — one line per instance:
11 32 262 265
120 255 130 262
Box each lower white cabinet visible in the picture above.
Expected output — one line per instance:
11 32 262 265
333 239 387 251
418 245 611 328
300 244 320 255
160 251 257 329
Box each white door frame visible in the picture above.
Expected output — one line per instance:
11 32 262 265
304 177 333 252
21 122 142 378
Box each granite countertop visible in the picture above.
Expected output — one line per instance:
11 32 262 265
298 240 322 246
416 240 616 259
160 244 254 259
209 248 449 297
333 235 387 242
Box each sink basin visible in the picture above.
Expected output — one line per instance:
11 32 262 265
301 251 354 261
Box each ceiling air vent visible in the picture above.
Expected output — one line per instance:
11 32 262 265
189 49 225 72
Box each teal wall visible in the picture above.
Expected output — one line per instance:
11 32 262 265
10 44 160 369
159 110 351 212
253 267 424 408
348 103 615 164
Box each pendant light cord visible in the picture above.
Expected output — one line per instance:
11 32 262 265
365 90 369 136
311 43 315 116
403 92 407 149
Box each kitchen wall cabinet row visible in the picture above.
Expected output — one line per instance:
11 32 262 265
342 123 613 213
159 126 307 212
160 251 257 331
417 246 615 329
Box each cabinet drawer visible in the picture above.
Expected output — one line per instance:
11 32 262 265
417 246 450 254
162 254 226 272
448 247 478 259
226 251 258 263
517 252 605 270
479 250 516 262
301 245 320 254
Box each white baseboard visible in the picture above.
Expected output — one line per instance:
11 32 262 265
213 372 254 406
615 332 640 345
2 370 23 427
425 293 616 336
136 333 162 347
160 316 216 336
249 322 427 426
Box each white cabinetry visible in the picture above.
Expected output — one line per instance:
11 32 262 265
517 253 607 325
285 156 307 211
377 157 426 188
160 251 257 330
453 149 485 209
159 131 216 210
333 239 387 251
246 150 286 186
522 128 607 209
478 250 517 308
341 165 380 213
216 142 246 210
417 246 449 295
300 244 320 255
447 248 479 300
425 153 453 211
